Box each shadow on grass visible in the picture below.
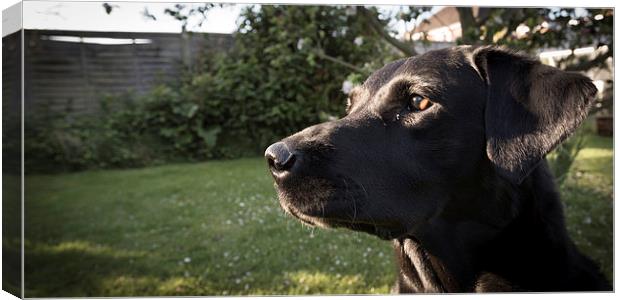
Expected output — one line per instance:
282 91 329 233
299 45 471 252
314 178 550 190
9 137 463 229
25 239 233 296
24 237 395 296
3 239 22 297
25 240 151 297
3 175 22 297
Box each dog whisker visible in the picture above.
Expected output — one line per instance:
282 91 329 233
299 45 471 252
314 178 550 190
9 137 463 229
341 178 358 224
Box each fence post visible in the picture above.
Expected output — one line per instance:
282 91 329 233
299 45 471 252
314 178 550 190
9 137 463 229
78 34 95 114
180 28 192 71
132 38 143 93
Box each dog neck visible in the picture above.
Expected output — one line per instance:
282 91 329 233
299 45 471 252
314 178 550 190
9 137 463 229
392 162 608 292
392 237 460 293
392 222 499 293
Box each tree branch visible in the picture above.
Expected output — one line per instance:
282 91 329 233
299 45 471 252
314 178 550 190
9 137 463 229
357 7 417 57
564 50 613 72
310 49 369 74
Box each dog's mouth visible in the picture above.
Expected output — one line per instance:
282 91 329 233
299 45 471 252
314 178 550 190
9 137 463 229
274 176 405 239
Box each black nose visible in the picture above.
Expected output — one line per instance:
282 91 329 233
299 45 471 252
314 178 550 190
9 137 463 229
265 142 296 173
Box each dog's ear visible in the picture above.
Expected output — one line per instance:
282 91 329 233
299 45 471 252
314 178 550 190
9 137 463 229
472 46 597 184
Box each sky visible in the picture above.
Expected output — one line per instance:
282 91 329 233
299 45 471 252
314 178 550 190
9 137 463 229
24 1 244 34
22 1 430 37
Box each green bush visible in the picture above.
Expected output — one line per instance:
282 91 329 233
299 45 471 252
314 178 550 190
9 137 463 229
24 86 225 173
25 95 161 173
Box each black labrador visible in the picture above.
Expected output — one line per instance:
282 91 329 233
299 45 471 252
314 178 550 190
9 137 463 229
264 46 611 292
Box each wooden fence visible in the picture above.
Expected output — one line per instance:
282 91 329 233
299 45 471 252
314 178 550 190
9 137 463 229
18 29 233 117
2 31 21 115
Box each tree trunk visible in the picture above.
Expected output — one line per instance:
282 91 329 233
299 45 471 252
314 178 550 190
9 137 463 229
357 7 418 57
456 7 480 45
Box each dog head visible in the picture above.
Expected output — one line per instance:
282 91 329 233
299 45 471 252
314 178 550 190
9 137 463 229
265 46 596 240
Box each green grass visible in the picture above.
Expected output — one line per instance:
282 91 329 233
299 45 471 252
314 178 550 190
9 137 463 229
560 134 614 280
24 158 395 297
23 135 612 296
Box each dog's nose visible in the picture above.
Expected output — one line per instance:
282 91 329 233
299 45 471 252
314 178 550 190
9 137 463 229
265 142 296 173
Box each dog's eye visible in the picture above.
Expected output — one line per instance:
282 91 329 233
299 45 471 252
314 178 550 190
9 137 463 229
396 95 434 121
409 95 433 111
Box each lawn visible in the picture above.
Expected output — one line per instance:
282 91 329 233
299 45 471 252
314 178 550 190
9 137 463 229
22 134 612 296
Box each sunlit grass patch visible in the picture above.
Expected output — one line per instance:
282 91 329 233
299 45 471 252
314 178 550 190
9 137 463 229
26 240 146 257
282 270 383 294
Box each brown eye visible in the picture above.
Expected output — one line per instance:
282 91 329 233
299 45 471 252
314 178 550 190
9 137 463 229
397 95 434 121
412 95 433 111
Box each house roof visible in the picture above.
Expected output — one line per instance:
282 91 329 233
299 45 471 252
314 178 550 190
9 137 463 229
414 7 488 33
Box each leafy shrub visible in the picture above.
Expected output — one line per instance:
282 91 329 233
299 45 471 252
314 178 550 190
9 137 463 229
25 96 161 173
24 86 228 173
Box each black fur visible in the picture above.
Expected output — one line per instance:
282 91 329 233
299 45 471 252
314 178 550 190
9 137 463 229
265 46 611 292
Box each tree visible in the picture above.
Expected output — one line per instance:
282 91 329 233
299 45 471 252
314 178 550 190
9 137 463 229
455 7 613 71
355 6 428 57
162 3 221 32
178 5 399 153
